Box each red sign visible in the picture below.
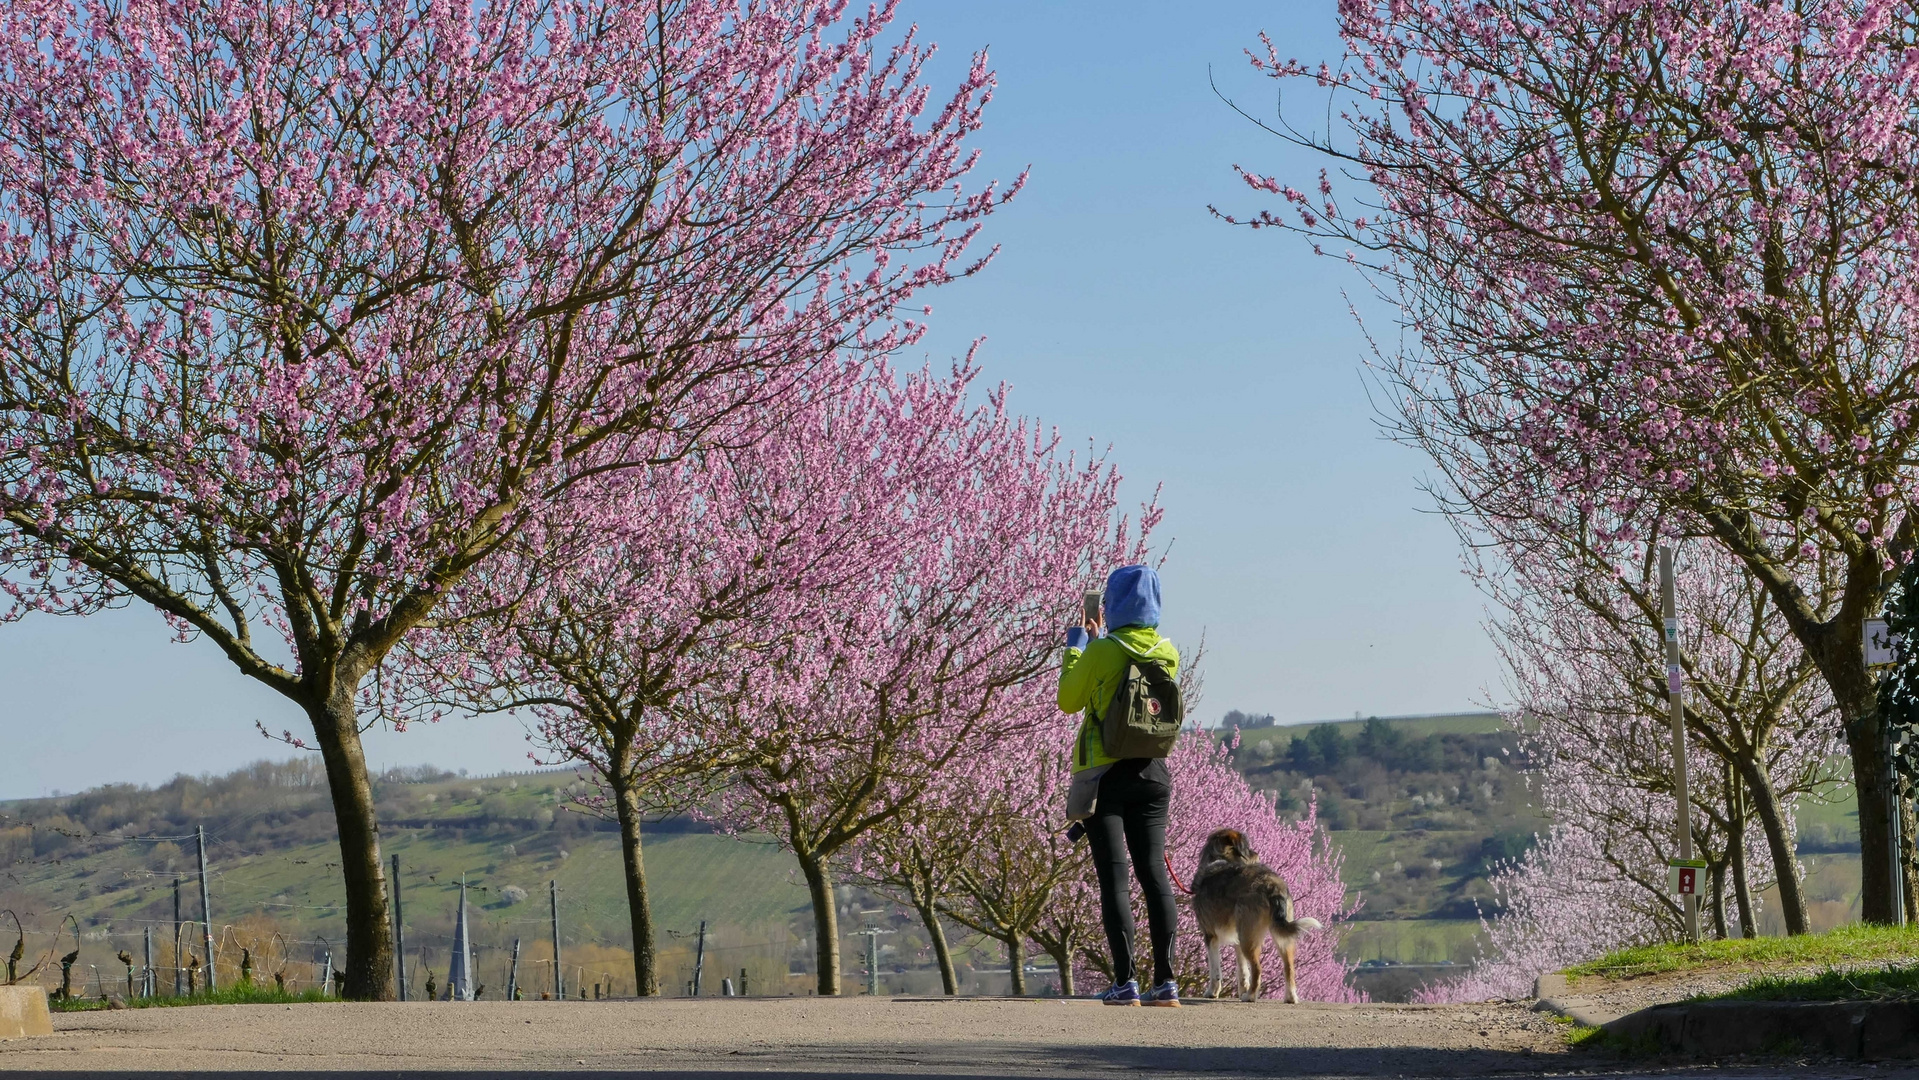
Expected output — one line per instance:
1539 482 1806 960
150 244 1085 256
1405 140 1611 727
1674 866 1698 895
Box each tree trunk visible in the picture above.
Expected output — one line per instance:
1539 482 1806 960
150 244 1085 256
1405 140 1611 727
1737 758 1809 934
1846 704 1900 925
1003 935 1025 996
1038 933 1075 997
1901 786 1918 920
1708 861 1729 940
797 851 840 995
914 900 957 995
1728 768 1756 938
610 776 659 996
308 686 394 1000
1807 606 1897 924
1730 835 1756 939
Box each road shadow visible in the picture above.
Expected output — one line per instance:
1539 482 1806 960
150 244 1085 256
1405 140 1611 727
1 1048 1895 1079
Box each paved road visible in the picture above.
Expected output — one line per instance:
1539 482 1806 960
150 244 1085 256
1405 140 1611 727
1 997 1911 1078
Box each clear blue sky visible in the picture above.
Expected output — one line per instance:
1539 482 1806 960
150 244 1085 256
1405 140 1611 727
0 2 1500 800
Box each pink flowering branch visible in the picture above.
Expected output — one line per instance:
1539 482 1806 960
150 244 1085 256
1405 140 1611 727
1236 0 1919 925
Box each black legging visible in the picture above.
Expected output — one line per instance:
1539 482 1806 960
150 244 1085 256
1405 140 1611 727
1086 759 1177 987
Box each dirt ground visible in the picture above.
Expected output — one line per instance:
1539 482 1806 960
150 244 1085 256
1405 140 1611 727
2 996 1915 1079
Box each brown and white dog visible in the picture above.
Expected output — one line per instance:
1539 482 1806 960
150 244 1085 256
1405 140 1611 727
1191 827 1322 1002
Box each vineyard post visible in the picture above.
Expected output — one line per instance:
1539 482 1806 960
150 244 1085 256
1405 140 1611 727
506 938 521 1001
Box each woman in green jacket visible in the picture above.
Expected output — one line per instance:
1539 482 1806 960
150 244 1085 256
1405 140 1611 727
1060 564 1180 1006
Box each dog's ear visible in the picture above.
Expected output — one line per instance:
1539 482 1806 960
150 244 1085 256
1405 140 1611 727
1230 830 1254 861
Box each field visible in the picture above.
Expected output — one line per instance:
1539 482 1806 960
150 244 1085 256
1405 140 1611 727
0 767 816 997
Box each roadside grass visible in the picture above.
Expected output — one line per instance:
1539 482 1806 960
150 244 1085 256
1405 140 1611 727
1692 963 1919 1002
1564 923 1919 984
49 984 334 1011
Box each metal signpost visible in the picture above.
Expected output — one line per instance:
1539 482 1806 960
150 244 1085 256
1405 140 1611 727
1659 547 1701 943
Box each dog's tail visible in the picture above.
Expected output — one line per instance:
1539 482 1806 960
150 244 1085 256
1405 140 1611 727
1265 882 1322 934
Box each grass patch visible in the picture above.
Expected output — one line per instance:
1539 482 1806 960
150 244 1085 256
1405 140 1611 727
49 984 335 1011
1564 923 1919 983
1696 963 1919 1003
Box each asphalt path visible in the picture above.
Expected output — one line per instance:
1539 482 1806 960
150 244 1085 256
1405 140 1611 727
1 996 1913 1079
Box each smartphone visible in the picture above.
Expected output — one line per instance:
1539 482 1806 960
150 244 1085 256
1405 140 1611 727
1082 590 1101 627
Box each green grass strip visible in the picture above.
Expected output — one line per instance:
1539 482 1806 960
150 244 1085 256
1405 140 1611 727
1693 964 1919 1003
1565 924 1919 983
49 984 336 1011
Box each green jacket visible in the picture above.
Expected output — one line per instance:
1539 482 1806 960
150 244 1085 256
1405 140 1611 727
1058 626 1180 773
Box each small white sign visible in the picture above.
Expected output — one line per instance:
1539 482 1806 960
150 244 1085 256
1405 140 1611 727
1667 859 1707 896
1866 618 1900 667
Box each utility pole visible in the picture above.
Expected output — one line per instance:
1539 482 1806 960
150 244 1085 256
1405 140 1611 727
550 880 563 1000
196 826 217 991
1660 547 1701 943
143 927 153 998
506 938 521 1001
692 920 707 996
172 877 184 996
851 929 892 996
390 854 407 1000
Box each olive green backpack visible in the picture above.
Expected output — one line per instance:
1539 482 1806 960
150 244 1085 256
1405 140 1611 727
1101 657 1184 758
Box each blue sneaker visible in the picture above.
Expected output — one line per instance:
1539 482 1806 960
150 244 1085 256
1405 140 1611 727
1099 979 1141 1005
1142 980 1180 1007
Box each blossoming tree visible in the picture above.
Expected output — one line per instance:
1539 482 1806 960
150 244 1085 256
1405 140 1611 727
704 405 1149 995
1481 528 1842 934
0 0 1008 996
402 361 986 994
1240 0 1919 922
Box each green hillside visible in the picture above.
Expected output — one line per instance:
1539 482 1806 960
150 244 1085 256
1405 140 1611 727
0 763 812 997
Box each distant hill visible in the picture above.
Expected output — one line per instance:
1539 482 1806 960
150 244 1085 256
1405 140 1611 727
0 762 818 998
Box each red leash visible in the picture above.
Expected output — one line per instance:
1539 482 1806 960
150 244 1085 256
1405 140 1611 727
1165 852 1194 896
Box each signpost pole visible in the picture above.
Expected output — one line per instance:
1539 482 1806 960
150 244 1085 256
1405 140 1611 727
1660 547 1701 944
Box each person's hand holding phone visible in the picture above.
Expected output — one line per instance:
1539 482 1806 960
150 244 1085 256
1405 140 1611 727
1065 590 1102 651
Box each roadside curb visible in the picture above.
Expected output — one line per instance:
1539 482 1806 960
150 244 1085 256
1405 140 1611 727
1601 999 1919 1059
1529 973 1622 1028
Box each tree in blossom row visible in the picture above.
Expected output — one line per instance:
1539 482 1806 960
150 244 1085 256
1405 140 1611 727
1242 0 1919 923
405 356 1163 996
0 0 1011 997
